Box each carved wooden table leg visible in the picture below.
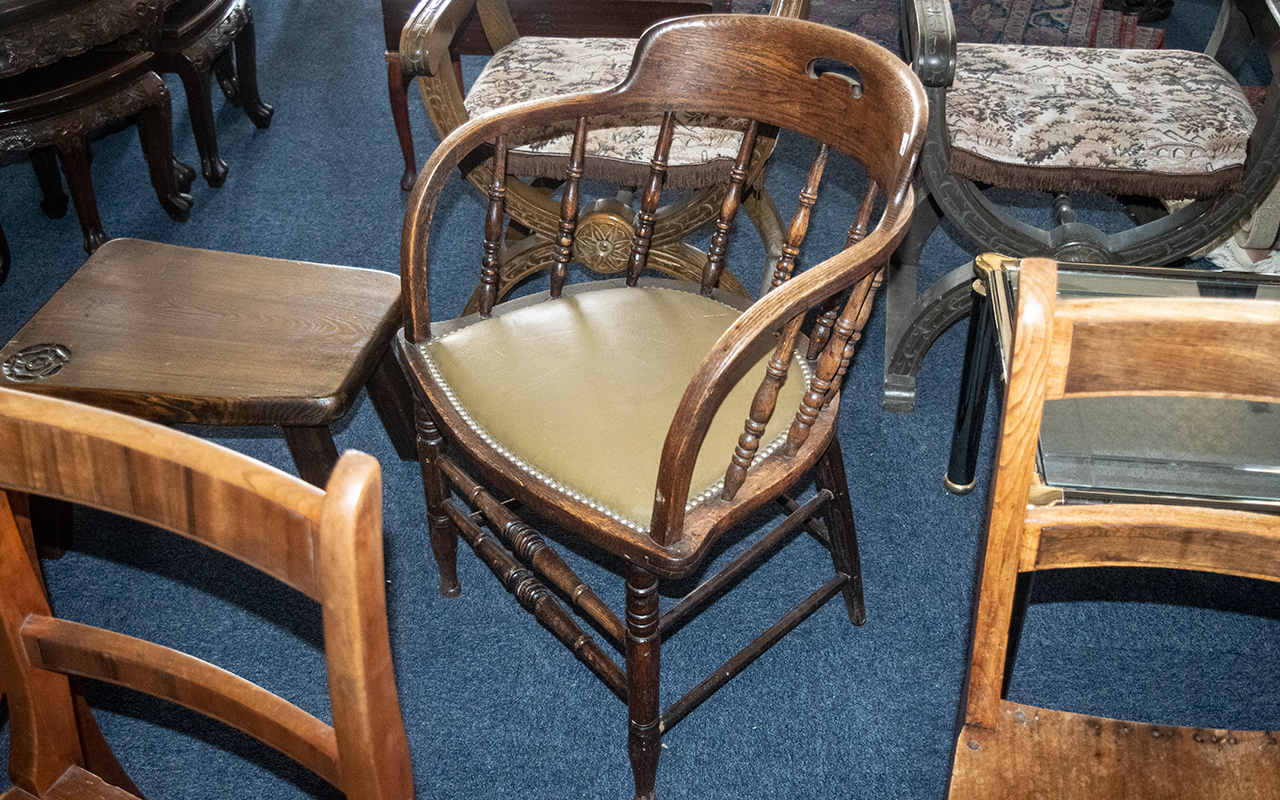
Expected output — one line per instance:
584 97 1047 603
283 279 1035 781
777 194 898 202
157 0 275 187
0 54 192 254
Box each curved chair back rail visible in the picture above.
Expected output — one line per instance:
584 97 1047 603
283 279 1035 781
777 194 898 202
0 388 413 800
398 0 814 304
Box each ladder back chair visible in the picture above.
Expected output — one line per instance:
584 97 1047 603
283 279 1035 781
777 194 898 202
951 257 1280 799
0 388 414 800
397 14 926 798
399 0 814 309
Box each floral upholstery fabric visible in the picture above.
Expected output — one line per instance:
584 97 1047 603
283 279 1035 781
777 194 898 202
947 44 1255 198
465 36 748 186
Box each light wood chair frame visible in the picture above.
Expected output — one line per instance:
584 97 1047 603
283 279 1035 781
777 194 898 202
0 388 413 800
950 257 1280 799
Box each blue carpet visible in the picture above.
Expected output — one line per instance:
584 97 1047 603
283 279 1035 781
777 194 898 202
1 1 1278 798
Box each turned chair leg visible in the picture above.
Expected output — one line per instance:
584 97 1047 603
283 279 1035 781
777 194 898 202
626 566 661 800
231 8 274 129
53 139 108 254
415 402 460 597
386 57 418 192
816 437 866 626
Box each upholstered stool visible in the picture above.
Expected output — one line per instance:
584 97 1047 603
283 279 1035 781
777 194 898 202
0 238 415 486
0 51 193 255
156 0 274 187
946 43 1255 199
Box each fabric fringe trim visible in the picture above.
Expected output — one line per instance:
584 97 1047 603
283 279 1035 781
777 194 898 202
949 149 1244 200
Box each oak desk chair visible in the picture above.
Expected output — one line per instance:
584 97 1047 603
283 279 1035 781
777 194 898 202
153 0 274 188
0 388 413 800
398 14 926 798
951 257 1280 799
399 0 813 309
883 0 1280 412
0 238 415 487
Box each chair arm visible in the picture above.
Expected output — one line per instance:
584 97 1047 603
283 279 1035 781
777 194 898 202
900 0 957 87
399 0 480 77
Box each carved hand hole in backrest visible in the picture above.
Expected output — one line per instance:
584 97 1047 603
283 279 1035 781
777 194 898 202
807 59 864 99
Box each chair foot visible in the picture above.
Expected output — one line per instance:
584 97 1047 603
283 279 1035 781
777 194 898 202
400 166 417 193
202 155 230 188
162 191 195 222
244 99 274 129
84 227 110 254
174 159 196 192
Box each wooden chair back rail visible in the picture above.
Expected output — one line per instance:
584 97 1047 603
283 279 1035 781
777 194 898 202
552 117 590 298
0 389 413 800
1026 504 1280 580
626 111 678 287
723 141 832 499
807 179 881 350
401 16 923 339
0 408 324 598
18 615 342 785
960 256 1280 760
702 120 762 296
1041 304 1280 403
479 134 509 316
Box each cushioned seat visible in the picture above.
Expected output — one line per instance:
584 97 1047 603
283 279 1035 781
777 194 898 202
947 43 1255 198
465 36 746 185
423 282 807 529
